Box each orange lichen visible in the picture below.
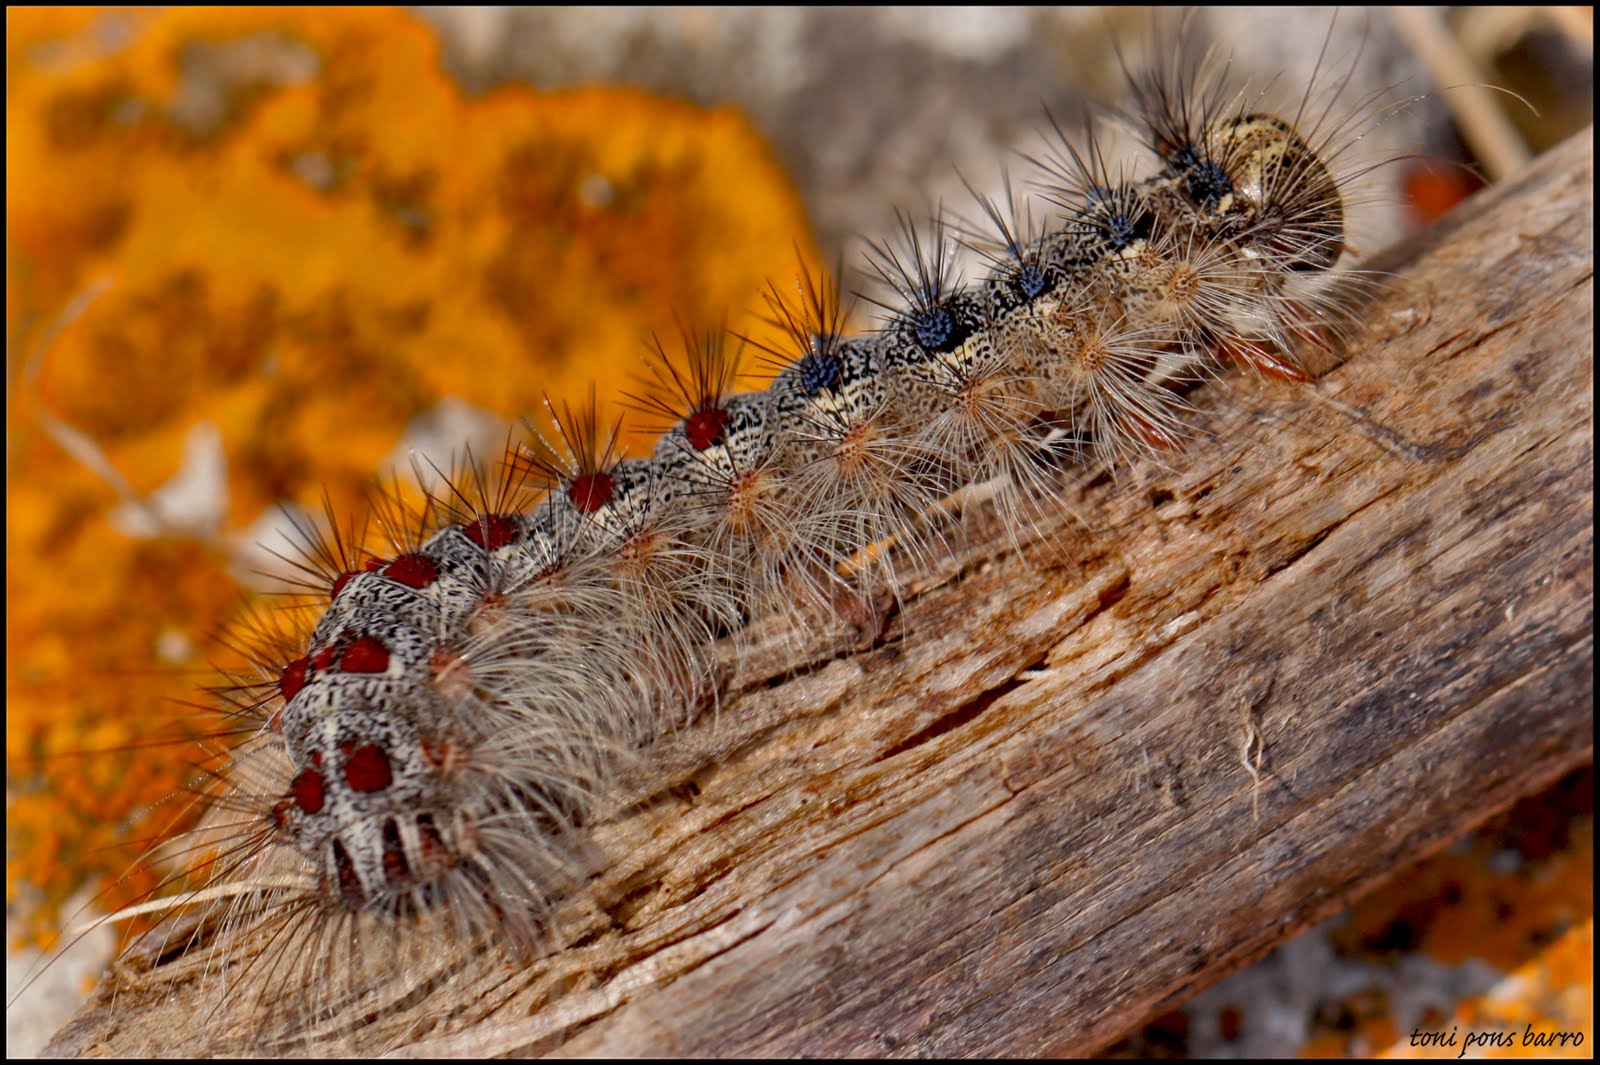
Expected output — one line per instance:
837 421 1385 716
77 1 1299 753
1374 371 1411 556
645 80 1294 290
1333 825 1592 975
1358 774 1593 1059
7 6 818 938
1108 770 1592 1060
1379 920 1593 1060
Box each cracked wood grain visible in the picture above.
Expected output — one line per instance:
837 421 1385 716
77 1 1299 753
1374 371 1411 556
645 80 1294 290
46 129 1593 1058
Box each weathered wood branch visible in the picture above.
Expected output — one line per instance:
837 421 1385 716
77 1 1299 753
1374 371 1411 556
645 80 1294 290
48 129 1593 1058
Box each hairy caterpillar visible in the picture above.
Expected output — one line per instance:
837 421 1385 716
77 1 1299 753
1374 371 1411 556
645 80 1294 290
12 9 1520 1057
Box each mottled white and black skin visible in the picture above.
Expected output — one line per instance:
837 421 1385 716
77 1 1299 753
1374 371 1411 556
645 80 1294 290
153 77 1359 1039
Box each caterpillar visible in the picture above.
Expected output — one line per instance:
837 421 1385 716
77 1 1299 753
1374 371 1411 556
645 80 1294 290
11 9 1468 1057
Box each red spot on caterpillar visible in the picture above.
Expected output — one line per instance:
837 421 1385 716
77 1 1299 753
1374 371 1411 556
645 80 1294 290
685 407 728 451
462 514 518 551
339 634 390 674
292 767 326 814
279 656 310 702
567 471 613 513
344 744 393 792
383 553 438 589
311 644 338 671
330 570 360 599
364 557 386 572
311 750 323 767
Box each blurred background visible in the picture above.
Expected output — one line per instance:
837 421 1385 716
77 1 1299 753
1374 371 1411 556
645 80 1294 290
7 7 1591 1056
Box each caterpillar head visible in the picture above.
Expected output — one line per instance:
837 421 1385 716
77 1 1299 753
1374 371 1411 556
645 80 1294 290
1171 112 1346 274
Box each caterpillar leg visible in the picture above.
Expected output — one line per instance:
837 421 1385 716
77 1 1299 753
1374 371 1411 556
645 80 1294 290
1215 335 1310 383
